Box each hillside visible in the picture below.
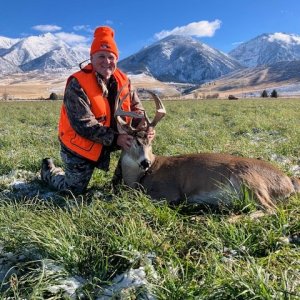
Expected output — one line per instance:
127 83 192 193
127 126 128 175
187 60 300 98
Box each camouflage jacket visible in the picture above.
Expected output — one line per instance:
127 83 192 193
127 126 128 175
61 72 145 170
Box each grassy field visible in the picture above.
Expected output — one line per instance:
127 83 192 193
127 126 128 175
0 98 299 299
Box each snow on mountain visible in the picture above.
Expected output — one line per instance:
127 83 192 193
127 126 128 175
119 35 242 83
0 36 20 51
21 44 88 71
0 57 22 73
2 33 68 66
1 30 300 92
0 33 89 74
229 32 300 67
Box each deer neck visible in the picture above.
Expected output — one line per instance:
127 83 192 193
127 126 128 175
121 152 156 188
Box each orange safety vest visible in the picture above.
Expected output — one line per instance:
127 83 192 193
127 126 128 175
58 65 131 161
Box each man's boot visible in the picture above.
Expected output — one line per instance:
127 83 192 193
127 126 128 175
41 158 55 182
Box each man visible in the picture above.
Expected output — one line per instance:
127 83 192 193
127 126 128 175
41 26 154 194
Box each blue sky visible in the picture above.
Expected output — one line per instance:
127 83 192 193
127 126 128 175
1 0 299 59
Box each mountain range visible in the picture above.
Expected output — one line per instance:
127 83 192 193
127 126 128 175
0 32 300 98
229 33 300 67
0 33 88 73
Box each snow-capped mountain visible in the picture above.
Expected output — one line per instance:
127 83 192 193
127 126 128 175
0 57 22 73
21 44 88 71
0 36 20 53
229 32 300 67
0 33 89 74
1 31 300 88
118 35 243 83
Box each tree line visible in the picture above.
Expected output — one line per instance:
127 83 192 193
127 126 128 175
261 89 278 98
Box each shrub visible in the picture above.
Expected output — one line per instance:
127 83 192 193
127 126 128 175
261 90 268 98
270 89 278 98
49 92 59 100
228 95 238 100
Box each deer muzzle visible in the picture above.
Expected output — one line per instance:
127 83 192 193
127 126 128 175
139 159 151 170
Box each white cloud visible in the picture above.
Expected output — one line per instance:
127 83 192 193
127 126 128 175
73 25 93 33
232 41 244 46
54 32 89 45
155 20 221 40
32 24 62 32
268 32 300 44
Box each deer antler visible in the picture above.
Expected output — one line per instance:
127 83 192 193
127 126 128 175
142 89 166 127
114 86 166 134
114 82 144 134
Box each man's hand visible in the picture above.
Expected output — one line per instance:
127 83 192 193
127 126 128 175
116 126 156 151
146 126 155 143
117 134 134 151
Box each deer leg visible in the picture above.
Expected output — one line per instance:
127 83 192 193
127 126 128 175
254 188 277 213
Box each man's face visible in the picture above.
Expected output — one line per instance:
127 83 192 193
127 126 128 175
91 51 117 80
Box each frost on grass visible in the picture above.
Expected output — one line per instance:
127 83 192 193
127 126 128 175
270 154 300 176
97 252 158 300
0 169 57 200
0 243 86 299
237 128 300 176
238 128 288 145
0 242 158 299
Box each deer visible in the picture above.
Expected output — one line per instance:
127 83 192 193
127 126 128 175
114 88 300 214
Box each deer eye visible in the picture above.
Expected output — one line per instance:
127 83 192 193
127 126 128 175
136 137 144 146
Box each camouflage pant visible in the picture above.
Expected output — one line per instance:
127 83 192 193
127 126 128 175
111 158 123 189
43 149 95 194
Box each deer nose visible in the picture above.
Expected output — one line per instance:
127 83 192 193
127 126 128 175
140 159 151 170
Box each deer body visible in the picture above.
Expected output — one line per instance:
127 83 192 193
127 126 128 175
115 89 300 212
121 151 299 211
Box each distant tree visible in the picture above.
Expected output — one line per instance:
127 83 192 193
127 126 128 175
270 89 278 98
261 90 268 98
49 92 59 100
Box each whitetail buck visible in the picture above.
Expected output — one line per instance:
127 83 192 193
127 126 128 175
114 89 300 212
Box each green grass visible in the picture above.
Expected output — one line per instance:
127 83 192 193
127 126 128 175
0 99 299 299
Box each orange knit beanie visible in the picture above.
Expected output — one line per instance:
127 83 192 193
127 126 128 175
90 26 119 59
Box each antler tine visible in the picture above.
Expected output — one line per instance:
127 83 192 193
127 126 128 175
143 90 166 127
114 82 145 120
114 82 144 134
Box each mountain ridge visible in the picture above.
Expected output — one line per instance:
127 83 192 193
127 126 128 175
229 32 300 67
1 31 300 98
0 33 89 74
118 35 243 83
